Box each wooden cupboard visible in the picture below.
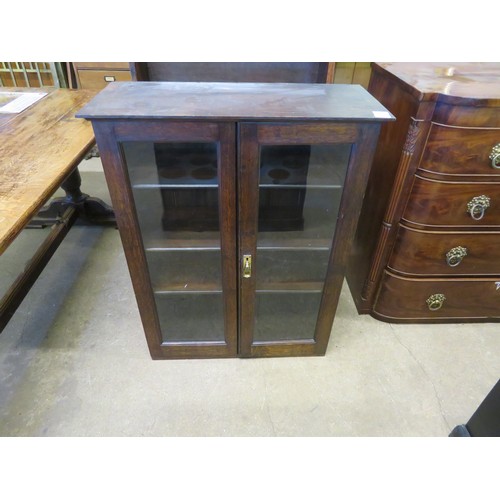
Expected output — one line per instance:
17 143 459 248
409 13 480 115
78 81 392 359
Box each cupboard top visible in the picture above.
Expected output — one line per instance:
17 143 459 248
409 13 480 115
76 81 394 122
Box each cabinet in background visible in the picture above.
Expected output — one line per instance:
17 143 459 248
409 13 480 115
78 81 392 359
72 62 132 89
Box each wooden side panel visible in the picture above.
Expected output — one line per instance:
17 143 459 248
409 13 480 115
346 66 429 313
91 120 164 359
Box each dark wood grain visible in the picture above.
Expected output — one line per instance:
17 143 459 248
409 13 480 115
77 81 393 123
388 224 500 276
372 62 500 106
420 124 500 177
346 63 500 322
403 175 500 228
237 123 260 357
217 122 238 357
83 83 391 358
130 62 335 84
373 271 500 322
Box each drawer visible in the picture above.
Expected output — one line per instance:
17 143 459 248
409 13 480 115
77 69 131 90
74 62 130 70
373 271 500 321
388 224 500 276
421 123 500 176
403 175 500 228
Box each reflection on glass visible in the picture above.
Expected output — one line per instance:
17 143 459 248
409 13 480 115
254 144 351 342
121 141 224 343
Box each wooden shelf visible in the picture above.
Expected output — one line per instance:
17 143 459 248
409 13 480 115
154 284 223 294
256 281 324 292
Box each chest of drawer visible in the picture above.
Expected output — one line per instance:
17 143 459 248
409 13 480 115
421 124 500 176
374 271 500 321
388 224 500 276
403 175 500 228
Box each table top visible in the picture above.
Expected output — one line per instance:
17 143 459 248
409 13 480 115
0 88 97 255
77 81 394 122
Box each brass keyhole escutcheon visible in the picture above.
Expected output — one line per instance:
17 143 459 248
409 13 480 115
242 255 252 278
426 293 446 311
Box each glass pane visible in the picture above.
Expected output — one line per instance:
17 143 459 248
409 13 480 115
254 144 351 342
121 141 225 343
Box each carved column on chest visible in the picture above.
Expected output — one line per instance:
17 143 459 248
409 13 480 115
361 118 429 303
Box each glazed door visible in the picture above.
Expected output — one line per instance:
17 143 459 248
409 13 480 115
95 120 238 359
238 122 367 357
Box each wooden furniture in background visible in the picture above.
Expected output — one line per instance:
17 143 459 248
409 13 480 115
0 62 66 87
0 88 98 331
346 62 500 323
72 62 132 89
130 62 335 84
78 81 392 359
332 62 372 88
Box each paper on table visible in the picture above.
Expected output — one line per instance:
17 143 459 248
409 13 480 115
0 92 47 114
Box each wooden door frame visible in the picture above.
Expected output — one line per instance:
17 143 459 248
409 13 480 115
92 119 238 359
238 121 381 357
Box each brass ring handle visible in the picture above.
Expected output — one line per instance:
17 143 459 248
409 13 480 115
489 144 500 169
426 293 446 311
467 195 490 220
446 246 468 267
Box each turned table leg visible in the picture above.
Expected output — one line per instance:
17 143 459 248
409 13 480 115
30 166 116 227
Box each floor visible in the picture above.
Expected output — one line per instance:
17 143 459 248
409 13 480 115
0 157 499 437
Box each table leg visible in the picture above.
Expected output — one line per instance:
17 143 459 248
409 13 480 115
30 166 116 227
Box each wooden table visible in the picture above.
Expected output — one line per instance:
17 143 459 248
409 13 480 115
0 87 111 331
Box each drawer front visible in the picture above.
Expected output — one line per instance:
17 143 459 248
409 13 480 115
74 62 130 70
421 123 500 176
374 271 500 321
77 69 131 89
403 175 500 227
388 225 500 276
